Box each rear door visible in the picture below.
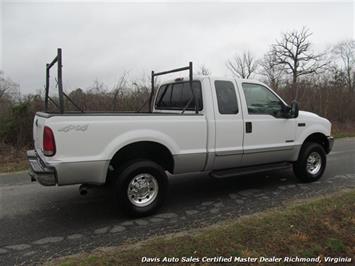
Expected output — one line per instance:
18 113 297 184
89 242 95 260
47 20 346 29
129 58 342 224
212 79 244 169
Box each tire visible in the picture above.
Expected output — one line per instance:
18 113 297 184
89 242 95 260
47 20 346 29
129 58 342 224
293 142 326 183
113 160 168 217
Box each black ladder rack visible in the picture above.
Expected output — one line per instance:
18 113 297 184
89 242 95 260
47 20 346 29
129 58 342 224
44 48 197 114
44 48 83 114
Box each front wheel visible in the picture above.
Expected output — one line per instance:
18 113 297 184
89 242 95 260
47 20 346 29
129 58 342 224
113 160 168 217
293 142 326 183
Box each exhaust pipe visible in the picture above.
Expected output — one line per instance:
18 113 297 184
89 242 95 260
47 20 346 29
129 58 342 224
79 184 88 196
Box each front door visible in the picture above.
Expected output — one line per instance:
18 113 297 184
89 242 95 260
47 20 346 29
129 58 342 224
238 82 296 166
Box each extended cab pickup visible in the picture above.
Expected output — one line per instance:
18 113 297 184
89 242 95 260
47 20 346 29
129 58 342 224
28 63 334 216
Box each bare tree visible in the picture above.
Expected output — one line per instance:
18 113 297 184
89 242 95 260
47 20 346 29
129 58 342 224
272 27 325 98
259 50 285 90
0 71 19 100
89 79 106 93
112 71 129 111
0 71 7 99
131 74 152 112
226 51 258 79
331 40 355 92
196 65 211 76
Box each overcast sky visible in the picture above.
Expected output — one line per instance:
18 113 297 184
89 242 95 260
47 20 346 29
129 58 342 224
0 0 354 95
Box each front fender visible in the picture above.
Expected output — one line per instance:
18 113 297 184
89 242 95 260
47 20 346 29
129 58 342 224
297 124 330 146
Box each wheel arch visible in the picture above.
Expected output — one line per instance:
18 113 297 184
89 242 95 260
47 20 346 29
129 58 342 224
301 132 331 154
106 141 175 183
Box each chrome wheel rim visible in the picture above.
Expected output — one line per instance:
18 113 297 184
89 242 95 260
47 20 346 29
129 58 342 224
127 173 159 207
306 152 322 175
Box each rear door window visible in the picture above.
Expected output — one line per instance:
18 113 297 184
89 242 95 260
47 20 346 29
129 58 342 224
215 80 238 114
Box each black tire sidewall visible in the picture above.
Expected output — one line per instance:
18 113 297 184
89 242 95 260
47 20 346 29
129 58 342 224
114 160 168 217
294 142 326 182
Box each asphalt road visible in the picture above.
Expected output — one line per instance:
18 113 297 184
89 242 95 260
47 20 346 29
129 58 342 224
1 138 355 265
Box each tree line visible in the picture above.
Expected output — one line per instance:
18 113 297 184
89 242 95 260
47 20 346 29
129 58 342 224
226 27 354 94
0 27 354 150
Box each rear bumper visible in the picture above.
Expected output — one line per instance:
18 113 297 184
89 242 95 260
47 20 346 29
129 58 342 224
27 150 57 186
327 136 334 153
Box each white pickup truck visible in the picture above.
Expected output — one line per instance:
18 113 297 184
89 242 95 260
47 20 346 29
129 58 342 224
28 59 334 216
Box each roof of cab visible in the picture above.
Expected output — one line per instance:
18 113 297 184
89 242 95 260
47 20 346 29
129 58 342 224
159 75 264 86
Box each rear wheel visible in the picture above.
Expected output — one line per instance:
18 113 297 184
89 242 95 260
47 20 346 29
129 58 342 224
113 160 168 217
293 142 326 182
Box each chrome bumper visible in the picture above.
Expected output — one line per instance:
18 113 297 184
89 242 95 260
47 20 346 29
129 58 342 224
327 136 334 153
27 150 57 186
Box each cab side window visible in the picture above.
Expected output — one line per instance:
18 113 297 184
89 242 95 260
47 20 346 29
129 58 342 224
155 81 203 111
242 83 283 117
215 80 238 114
156 84 172 108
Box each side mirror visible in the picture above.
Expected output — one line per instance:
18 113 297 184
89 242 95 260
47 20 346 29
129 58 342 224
290 100 299 118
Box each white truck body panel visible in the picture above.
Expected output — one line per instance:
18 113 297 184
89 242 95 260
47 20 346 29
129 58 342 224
34 114 208 185
29 76 333 186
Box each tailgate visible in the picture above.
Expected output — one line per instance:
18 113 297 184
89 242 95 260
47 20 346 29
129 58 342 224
33 113 48 153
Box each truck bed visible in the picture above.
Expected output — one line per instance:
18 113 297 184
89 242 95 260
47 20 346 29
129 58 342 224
33 111 208 185
36 111 202 118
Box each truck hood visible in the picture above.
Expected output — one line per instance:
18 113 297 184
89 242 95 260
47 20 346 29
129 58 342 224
298 111 321 119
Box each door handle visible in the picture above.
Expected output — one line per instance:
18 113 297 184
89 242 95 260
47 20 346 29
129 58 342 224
246 122 252 133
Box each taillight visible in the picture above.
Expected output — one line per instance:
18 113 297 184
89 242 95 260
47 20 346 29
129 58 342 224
43 126 56 156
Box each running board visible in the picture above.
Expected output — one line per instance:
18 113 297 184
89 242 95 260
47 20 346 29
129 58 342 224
210 162 291 179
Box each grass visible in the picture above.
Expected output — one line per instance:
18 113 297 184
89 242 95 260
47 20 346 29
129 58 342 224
332 122 355 138
49 189 355 266
333 132 355 138
0 146 28 173
0 158 28 173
